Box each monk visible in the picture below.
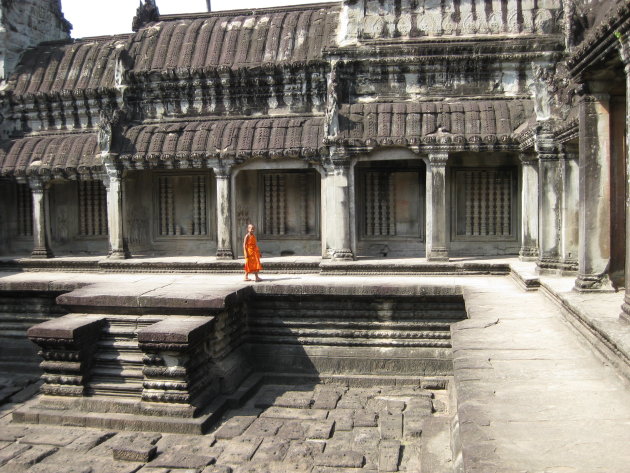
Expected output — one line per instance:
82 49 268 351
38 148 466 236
243 223 262 282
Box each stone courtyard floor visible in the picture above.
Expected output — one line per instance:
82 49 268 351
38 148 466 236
0 263 630 472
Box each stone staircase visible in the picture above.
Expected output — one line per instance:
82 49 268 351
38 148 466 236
88 315 164 398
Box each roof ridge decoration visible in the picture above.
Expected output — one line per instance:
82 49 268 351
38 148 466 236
132 0 160 33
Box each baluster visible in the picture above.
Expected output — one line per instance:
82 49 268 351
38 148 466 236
299 174 307 235
375 173 382 236
388 173 395 235
192 176 199 235
166 177 174 235
159 177 166 236
465 171 472 236
502 172 511 236
100 182 107 236
472 171 479 236
86 181 95 236
199 176 207 235
280 174 286 235
365 173 373 235
479 171 487 236
488 171 495 236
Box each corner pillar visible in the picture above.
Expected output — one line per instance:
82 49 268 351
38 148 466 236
325 157 353 260
214 168 233 259
426 152 448 261
29 177 53 258
574 85 613 291
103 163 128 259
519 153 539 260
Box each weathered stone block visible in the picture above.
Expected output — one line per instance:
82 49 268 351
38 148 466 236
378 440 401 472
379 413 403 440
113 443 157 462
314 450 365 468
215 415 258 439
149 451 215 469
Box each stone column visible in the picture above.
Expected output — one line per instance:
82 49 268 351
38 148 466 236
29 177 53 258
425 152 448 261
560 144 579 271
620 47 630 321
324 157 353 260
536 127 562 268
214 167 233 259
519 153 539 261
103 163 127 259
574 85 613 291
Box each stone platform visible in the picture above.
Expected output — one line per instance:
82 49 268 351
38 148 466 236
0 259 629 472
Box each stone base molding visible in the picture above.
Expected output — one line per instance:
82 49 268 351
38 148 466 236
27 315 104 396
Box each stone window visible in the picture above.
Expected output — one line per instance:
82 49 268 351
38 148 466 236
452 168 517 240
360 170 423 238
155 174 209 237
260 171 319 237
78 181 108 237
16 183 33 237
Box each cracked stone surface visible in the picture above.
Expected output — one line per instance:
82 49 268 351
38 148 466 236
0 382 447 472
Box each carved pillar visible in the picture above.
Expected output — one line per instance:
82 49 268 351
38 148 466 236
29 177 53 258
536 126 562 268
519 153 539 261
214 167 233 259
103 163 128 259
620 48 630 320
425 152 448 261
574 86 613 291
560 144 579 270
324 156 353 260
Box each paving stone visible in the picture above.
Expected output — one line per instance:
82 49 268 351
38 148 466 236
90 432 162 457
385 399 406 414
156 434 216 454
305 420 334 440
274 391 313 409
285 440 325 462
432 398 447 413
9 445 57 468
314 450 365 468
254 386 290 409
406 397 434 413
66 430 117 452
29 463 92 473
136 468 171 473
351 427 380 451
149 450 215 469
218 437 263 464
312 391 340 410
215 416 258 439
326 409 353 431
379 440 401 472
113 442 158 462
379 413 403 440
323 430 354 451
0 425 31 442
336 395 366 410
403 413 424 438
244 417 283 437
252 438 290 462
0 444 30 467
202 466 233 473
353 410 378 427
20 428 86 447
277 420 308 439
260 407 327 421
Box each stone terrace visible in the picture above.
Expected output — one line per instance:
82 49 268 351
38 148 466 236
0 264 629 472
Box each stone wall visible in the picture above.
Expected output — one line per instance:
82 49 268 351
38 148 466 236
0 0 70 80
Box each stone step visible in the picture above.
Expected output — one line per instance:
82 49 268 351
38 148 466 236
93 350 144 364
250 335 452 347
248 319 457 330
252 299 465 310
91 365 144 379
88 379 144 397
249 326 452 340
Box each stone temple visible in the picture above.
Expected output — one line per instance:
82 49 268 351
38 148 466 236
0 1 629 472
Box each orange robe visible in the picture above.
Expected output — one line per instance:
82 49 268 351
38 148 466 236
244 234 262 274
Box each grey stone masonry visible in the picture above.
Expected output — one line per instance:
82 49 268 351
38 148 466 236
621 41 630 323
519 153 539 261
575 85 614 291
137 316 216 412
28 178 53 259
426 153 449 261
27 315 104 397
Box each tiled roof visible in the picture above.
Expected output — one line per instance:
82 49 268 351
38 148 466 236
120 116 326 162
8 38 128 95
0 133 100 177
335 100 534 146
126 6 339 72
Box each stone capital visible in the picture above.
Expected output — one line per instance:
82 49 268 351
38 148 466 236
519 153 538 165
213 166 231 180
427 152 448 166
28 177 45 193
